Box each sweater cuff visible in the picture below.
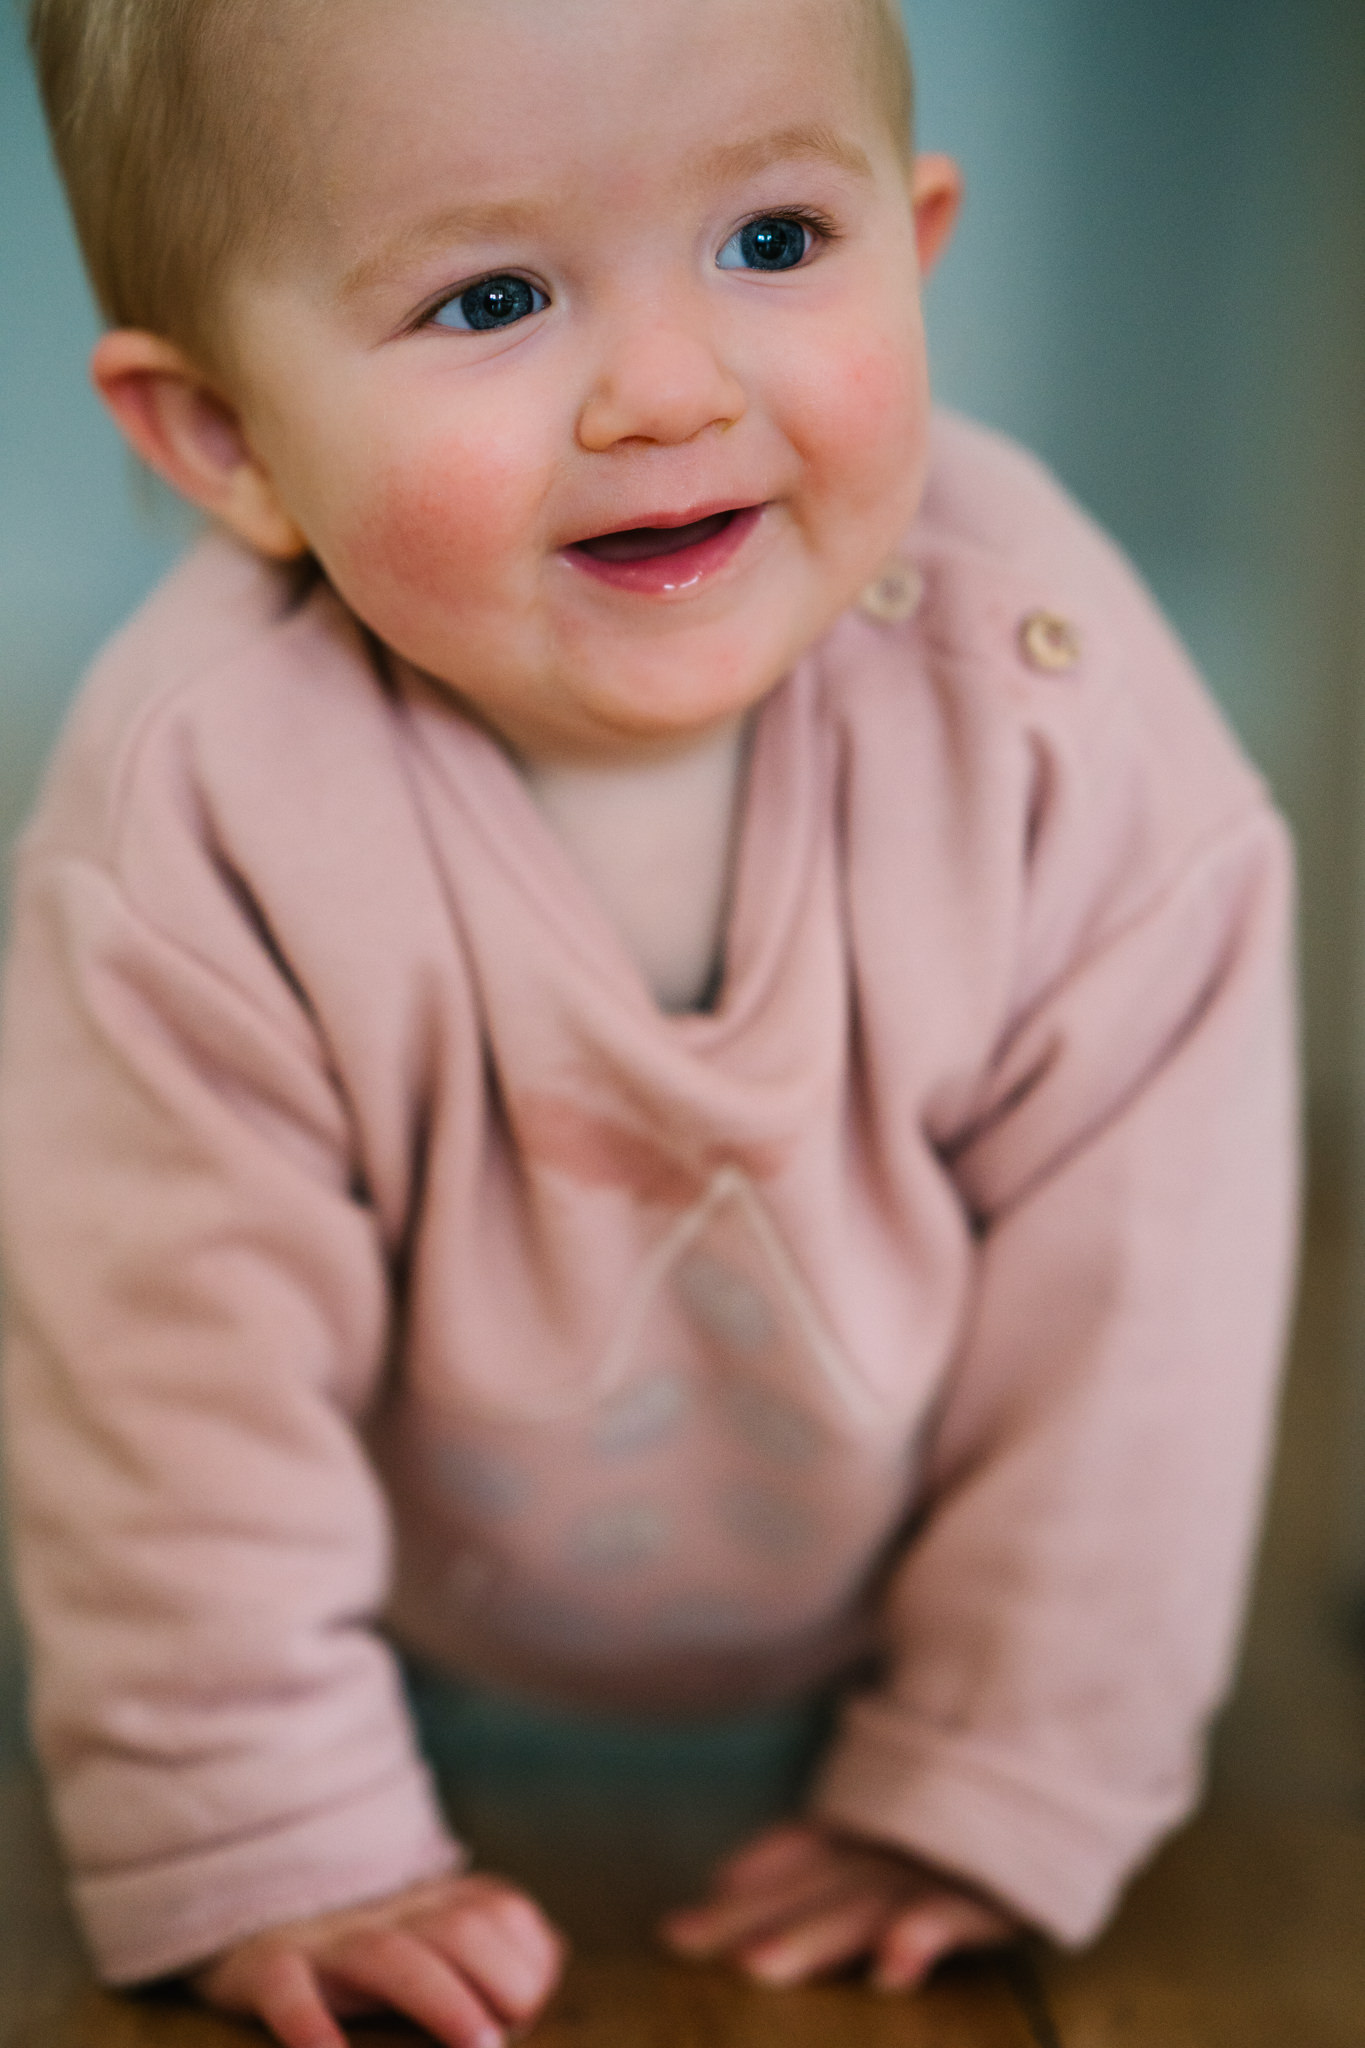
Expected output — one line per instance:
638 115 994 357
809 1696 1195 1947
77 1759 462 1985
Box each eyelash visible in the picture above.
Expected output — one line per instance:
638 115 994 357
720 205 839 272
424 274 549 333
419 204 841 332
739 205 839 247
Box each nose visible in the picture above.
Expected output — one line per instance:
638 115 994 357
576 312 746 452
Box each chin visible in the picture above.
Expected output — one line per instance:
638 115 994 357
586 670 777 744
593 624 801 730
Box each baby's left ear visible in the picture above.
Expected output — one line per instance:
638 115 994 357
908 154 963 277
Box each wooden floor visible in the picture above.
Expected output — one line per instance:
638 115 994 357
4 1185 1364 2047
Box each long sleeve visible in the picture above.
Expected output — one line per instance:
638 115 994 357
812 796 1298 1944
0 438 1302 1980
0 849 458 1984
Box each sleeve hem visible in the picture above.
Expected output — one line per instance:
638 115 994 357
77 1761 463 1986
808 1703 1196 1946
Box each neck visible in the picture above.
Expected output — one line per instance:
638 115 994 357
522 717 751 1012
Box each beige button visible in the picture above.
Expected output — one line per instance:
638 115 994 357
858 559 924 625
1019 609 1082 673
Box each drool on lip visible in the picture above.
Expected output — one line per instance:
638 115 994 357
565 506 762 591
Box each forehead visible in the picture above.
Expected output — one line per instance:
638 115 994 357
280 0 893 244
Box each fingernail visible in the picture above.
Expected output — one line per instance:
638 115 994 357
746 1952 798 1988
474 2027 503 2048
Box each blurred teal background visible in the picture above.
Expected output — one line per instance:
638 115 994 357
3 1 1363 1121
907 0 1365 1136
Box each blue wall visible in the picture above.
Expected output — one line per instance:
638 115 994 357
2 0 1364 1092
906 0 1365 1109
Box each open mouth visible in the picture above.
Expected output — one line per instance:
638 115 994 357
563 505 762 592
570 510 739 564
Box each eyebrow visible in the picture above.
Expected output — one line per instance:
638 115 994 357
697 124 874 185
338 125 873 301
339 200 544 301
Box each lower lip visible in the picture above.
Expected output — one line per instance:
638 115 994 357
562 506 764 595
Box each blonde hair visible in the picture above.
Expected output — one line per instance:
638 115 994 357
30 0 914 370
29 0 298 369
858 0 916 161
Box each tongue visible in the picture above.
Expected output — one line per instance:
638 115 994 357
574 511 732 563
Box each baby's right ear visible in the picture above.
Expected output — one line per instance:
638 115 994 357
90 331 309 560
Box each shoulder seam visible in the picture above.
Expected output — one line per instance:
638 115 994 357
1035 793 1288 1006
15 847 334 1074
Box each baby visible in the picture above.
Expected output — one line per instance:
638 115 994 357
2 0 1298 2044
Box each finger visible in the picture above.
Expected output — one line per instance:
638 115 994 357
249 1949 352 2048
711 1823 829 1895
660 1864 862 1958
736 1889 893 1988
421 1895 565 2022
321 1927 504 2048
872 1892 1016 1991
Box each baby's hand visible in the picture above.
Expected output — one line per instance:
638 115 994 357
659 1820 1018 1991
191 1870 565 2048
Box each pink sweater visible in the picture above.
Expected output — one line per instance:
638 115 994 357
0 415 1297 1982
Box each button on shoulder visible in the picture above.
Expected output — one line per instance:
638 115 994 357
858 560 924 627
1019 608 1082 674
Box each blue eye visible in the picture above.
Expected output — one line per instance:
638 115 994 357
432 274 548 331
717 216 812 272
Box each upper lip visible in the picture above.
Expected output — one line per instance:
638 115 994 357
563 500 761 547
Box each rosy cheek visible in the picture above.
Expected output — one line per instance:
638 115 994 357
327 435 525 627
821 333 923 445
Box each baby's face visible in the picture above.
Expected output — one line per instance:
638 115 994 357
223 0 950 762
